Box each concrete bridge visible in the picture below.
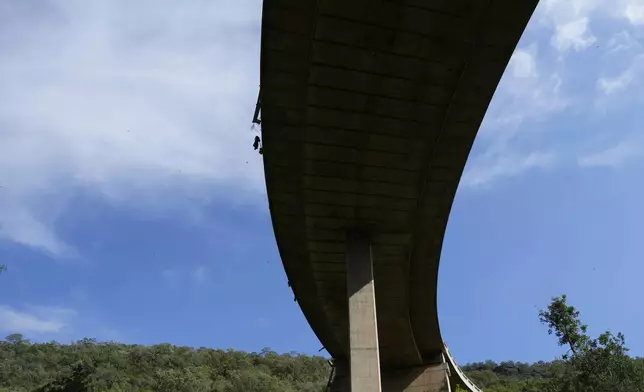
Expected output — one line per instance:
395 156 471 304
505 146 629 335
257 0 539 390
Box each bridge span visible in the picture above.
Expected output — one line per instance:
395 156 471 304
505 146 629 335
257 0 538 390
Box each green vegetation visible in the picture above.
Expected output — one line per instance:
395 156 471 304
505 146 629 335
0 294 641 391
0 339 330 392
469 294 644 392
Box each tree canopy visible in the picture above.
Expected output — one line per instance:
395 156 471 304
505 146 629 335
534 294 644 392
0 339 331 392
0 294 641 391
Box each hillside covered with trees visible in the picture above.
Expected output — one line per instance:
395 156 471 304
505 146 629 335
1 336 643 392
1 283 643 391
0 338 330 392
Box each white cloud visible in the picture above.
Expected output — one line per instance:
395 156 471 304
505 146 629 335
539 0 644 53
462 151 557 188
597 54 644 95
551 17 597 52
483 45 568 133
624 3 644 25
540 0 598 53
0 303 121 342
607 31 638 53
598 72 634 94
465 45 567 188
0 305 75 335
578 141 642 167
0 208 74 257
466 0 644 188
509 49 538 79
0 0 264 256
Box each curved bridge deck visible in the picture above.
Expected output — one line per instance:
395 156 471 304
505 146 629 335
259 0 538 390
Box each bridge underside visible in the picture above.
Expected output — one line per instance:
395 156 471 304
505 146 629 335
260 0 538 390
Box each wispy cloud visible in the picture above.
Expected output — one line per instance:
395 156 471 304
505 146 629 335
606 31 638 54
464 0 644 189
462 151 557 188
553 17 596 52
624 3 644 25
578 141 643 168
0 305 75 336
477 44 568 145
463 44 568 188
539 0 598 53
0 299 121 343
597 54 644 95
598 72 635 95
0 0 264 256
539 0 644 53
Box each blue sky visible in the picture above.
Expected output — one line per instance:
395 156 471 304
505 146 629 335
1 0 644 365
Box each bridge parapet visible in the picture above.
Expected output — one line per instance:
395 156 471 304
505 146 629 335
443 344 483 392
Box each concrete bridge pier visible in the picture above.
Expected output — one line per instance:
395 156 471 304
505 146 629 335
340 230 451 392
346 230 382 392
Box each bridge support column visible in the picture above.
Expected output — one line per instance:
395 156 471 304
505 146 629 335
346 230 382 392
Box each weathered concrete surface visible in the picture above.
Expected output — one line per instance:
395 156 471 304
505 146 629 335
346 231 382 392
331 359 451 392
260 0 539 390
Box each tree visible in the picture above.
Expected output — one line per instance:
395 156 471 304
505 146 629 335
5 333 25 344
538 295 588 358
539 294 644 392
